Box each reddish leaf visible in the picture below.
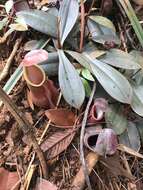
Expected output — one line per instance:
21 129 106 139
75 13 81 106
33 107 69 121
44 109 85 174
0 168 19 190
45 108 76 128
22 49 48 66
41 130 75 160
34 178 57 190
101 154 134 179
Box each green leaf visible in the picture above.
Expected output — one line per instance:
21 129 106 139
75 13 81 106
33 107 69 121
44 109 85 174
3 65 22 95
136 120 143 145
100 49 141 70
10 16 28 31
117 0 143 48
16 9 57 37
130 50 143 69
119 121 140 151
81 77 92 97
59 0 79 45
87 18 120 45
81 68 95 81
0 65 23 106
66 51 132 104
105 104 127 135
58 50 85 109
89 16 116 32
88 50 106 59
24 40 46 51
9 23 28 31
131 85 143 116
5 0 13 14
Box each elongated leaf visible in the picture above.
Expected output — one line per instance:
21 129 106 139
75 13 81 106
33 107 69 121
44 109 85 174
24 40 45 51
58 50 85 108
89 16 116 32
0 168 19 190
117 0 143 48
81 77 92 97
16 9 57 37
105 104 127 135
81 68 95 81
41 130 75 160
136 120 143 145
45 108 76 127
119 122 140 151
59 0 79 45
3 65 23 96
100 49 141 70
131 85 143 116
130 50 143 70
9 23 28 31
87 18 120 45
66 51 132 104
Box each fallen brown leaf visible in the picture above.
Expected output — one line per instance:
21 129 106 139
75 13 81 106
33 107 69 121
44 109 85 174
100 153 134 180
0 168 19 190
34 177 57 190
41 130 76 160
45 108 76 128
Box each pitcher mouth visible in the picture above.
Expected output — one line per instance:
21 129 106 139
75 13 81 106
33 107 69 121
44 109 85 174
23 64 46 87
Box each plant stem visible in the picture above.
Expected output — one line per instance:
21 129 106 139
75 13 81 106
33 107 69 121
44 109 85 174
79 0 85 52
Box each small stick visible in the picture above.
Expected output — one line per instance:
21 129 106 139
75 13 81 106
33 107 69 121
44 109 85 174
80 83 96 190
0 28 14 44
0 86 48 179
71 152 99 190
0 37 23 81
87 0 95 16
79 0 85 52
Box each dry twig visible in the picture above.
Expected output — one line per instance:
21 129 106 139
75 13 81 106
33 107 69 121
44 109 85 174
0 37 23 81
79 0 85 52
80 83 96 190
